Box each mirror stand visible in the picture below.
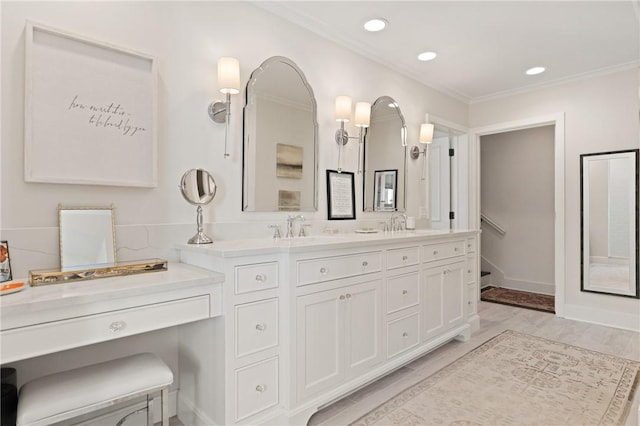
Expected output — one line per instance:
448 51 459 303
189 205 213 244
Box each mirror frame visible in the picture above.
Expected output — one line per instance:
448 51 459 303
363 96 407 212
242 56 319 212
58 205 116 271
580 149 639 298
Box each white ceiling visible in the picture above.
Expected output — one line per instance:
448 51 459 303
257 1 640 103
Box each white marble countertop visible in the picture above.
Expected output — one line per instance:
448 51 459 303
0 263 223 323
177 228 479 258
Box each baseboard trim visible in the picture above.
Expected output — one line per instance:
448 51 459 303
500 277 555 296
178 392 219 426
563 303 640 332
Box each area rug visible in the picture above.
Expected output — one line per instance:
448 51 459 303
350 330 640 426
481 286 555 313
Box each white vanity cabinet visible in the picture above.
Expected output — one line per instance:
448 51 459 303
177 230 479 426
295 266 383 401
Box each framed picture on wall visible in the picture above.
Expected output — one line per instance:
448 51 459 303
24 22 158 187
326 170 355 220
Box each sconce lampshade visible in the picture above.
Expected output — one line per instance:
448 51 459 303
420 123 434 144
354 102 371 128
218 57 240 95
335 96 352 122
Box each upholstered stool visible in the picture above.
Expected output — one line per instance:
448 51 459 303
16 353 173 426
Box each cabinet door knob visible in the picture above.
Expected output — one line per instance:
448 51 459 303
468 269 472 274
402 289 408 295
468 244 472 248
320 267 328 275
402 332 409 338
402 255 408 261
468 301 472 305
345 293 352 300
339 295 346 301
255 323 267 331
454 247 459 252
255 274 267 282
433 250 438 255
362 261 368 268
255 384 267 393
109 321 126 332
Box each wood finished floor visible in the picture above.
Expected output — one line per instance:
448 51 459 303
307 301 640 426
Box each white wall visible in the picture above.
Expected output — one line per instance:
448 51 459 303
470 68 640 330
480 126 555 295
1 1 468 278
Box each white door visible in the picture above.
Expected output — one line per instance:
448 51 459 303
429 136 451 229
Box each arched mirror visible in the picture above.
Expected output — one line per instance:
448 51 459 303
580 149 639 298
243 56 318 212
363 96 407 212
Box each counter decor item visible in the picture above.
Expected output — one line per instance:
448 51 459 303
29 258 168 286
180 168 217 244
0 241 12 283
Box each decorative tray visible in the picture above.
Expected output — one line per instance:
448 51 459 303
29 259 168 286
355 228 379 234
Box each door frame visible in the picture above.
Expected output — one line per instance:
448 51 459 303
468 113 565 317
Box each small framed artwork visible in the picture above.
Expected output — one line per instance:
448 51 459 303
326 170 356 220
0 241 13 283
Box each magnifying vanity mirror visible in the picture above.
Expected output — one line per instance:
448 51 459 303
580 149 639 298
243 56 318 212
180 168 217 244
363 96 407 212
59 205 116 271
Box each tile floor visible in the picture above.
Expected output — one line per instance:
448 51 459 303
307 301 640 426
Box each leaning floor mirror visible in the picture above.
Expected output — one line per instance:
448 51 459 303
580 149 639 298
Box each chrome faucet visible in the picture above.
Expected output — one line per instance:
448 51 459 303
286 215 305 238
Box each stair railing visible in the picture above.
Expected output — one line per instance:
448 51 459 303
480 212 506 236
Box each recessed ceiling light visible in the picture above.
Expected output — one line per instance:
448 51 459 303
525 66 546 75
417 51 437 61
364 18 387 32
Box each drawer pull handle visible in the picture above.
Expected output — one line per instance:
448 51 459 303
433 250 438 255
255 274 267 282
443 270 448 275
468 301 472 305
255 323 267 331
109 321 126 332
255 384 267 393
345 293 352 300
320 267 328 275
339 295 346 301
402 332 409 338
362 261 368 268
402 289 408 295
468 244 472 248
402 255 408 261
454 247 459 252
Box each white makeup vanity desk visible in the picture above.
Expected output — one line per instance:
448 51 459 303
177 228 480 425
0 263 223 364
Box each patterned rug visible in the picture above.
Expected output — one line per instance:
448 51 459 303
350 330 640 426
481 286 555 313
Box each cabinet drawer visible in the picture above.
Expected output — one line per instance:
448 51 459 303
466 256 476 284
235 357 279 422
466 238 477 253
235 298 279 358
386 312 420 359
235 262 278 294
1 296 210 364
297 252 382 286
422 240 465 263
387 246 420 270
386 272 420 314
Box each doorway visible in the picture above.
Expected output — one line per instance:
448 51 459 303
469 114 566 317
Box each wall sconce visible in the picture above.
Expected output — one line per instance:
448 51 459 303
208 57 240 158
410 122 434 180
334 96 370 173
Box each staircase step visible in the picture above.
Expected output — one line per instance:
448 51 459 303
481 271 491 277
